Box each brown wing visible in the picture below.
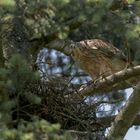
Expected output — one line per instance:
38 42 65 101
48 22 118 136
78 39 127 61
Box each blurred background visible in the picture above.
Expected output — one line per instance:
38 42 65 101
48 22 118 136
0 0 140 139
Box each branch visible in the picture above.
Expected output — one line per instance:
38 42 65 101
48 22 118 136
79 65 140 97
106 80 140 139
31 39 140 97
41 39 140 97
29 39 74 62
96 115 140 127
61 115 140 138
29 15 86 56
44 39 73 56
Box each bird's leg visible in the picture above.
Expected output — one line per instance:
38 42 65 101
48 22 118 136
124 62 130 70
92 76 103 86
93 78 99 85
101 75 106 80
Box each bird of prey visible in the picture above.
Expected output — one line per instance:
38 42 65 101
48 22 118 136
70 39 128 80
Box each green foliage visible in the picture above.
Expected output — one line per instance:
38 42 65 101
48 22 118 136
0 0 15 16
0 119 72 140
0 54 72 140
1 0 140 139
0 0 15 6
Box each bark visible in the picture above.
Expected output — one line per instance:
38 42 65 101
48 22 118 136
96 115 140 127
64 66 140 102
79 65 140 97
106 80 140 139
